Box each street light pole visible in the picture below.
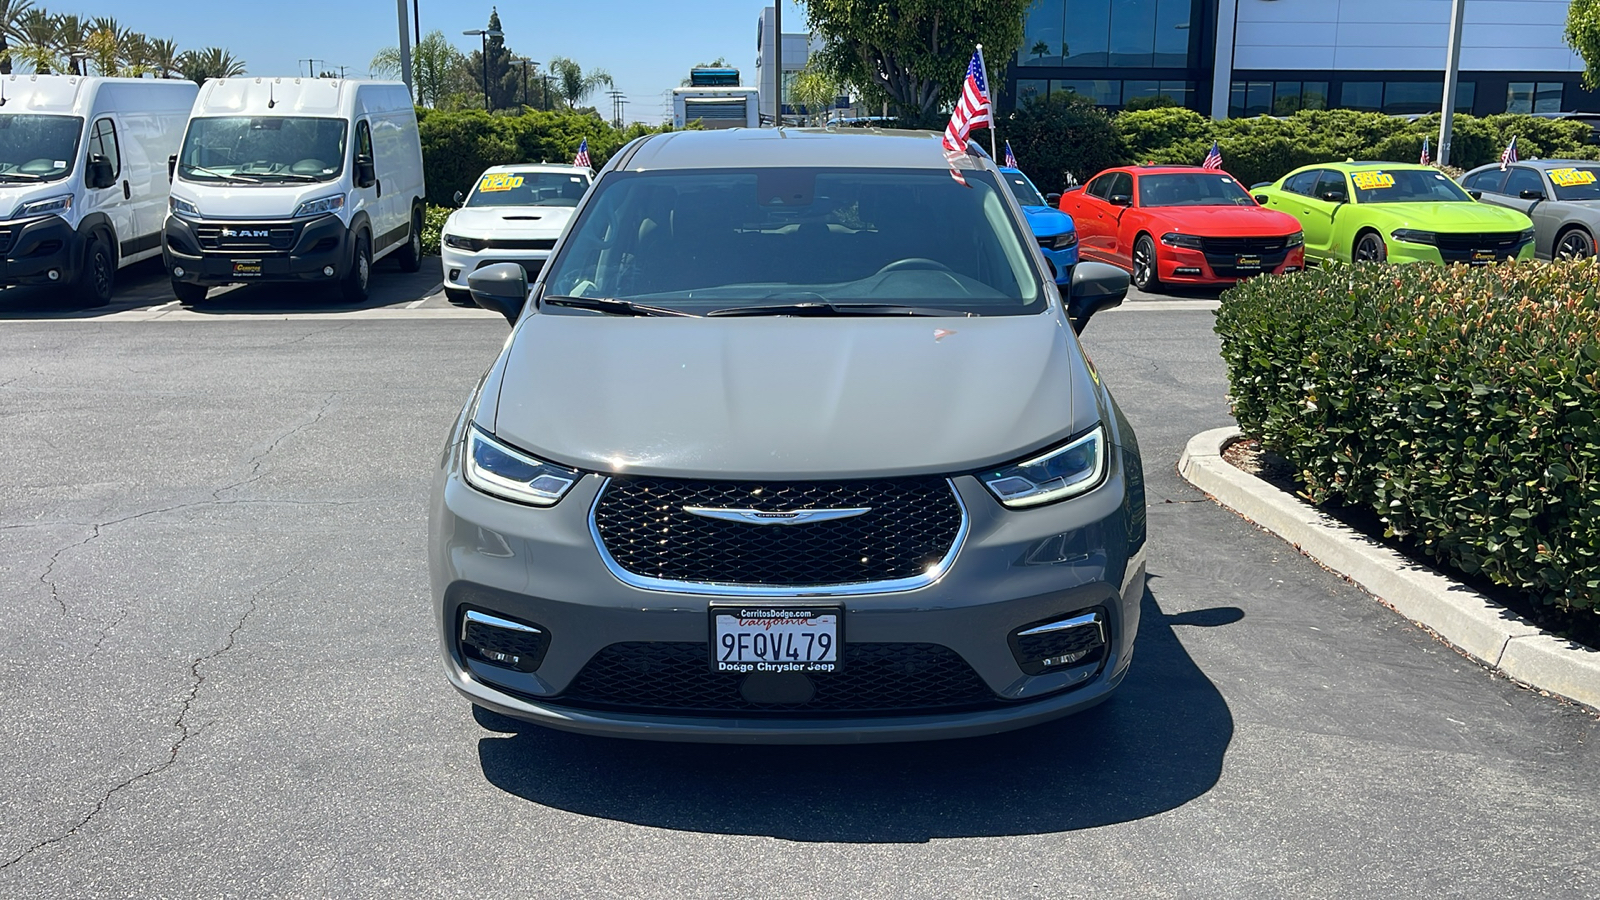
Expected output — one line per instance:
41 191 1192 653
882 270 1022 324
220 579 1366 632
1438 0 1466 167
463 26 504 112
772 2 782 126
395 0 412 95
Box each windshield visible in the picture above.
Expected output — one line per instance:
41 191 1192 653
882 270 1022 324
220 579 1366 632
1003 171 1048 208
467 171 590 207
1351 168 1471 204
0 114 82 183
1547 165 1600 200
1138 173 1254 207
177 117 348 183
541 168 1044 316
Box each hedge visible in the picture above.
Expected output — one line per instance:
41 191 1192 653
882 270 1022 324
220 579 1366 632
1215 261 1600 621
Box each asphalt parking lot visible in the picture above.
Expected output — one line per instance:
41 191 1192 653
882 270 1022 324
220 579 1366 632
1 267 1595 898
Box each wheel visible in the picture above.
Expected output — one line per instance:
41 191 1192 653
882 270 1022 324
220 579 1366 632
72 232 115 306
396 207 424 273
1354 232 1388 264
341 232 371 303
171 280 209 306
1131 234 1160 292
1556 227 1595 260
444 287 472 306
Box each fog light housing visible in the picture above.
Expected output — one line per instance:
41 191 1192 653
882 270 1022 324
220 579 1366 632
322 265 335 277
1008 609 1107 675
448 268 462 280
1174 266 1202 276
172 266 185 278
46 269 59 281
460 609 549 673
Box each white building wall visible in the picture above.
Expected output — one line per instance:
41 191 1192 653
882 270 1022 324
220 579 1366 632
1230 0 1582 72
755 7 823 120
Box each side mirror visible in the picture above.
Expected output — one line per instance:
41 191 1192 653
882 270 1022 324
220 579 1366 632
1253 193 1269 204
1108 193 1132 207
1320 190 1346 204
1519 189 1545 201
168 154 177 181
1468 189 1483 200
354 153 376 188
467 262 528 324
86 154 115 189
452 190 465 207
1066 261 1128 335
1045 192 1062 206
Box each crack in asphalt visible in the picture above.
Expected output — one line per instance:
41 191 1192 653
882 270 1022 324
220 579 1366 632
0 576 282 873
211 393 338 501
271 321 357 348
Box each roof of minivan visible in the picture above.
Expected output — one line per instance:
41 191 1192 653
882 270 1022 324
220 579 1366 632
620 128 988 172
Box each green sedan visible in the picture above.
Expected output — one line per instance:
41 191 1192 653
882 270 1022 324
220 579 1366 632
1251 162 1535 265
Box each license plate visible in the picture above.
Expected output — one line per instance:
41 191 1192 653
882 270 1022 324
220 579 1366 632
710 607 840 673
1472 250 1497 264
232 259 262 277
1235 254 1262 270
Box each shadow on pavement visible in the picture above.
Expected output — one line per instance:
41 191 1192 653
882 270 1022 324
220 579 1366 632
475 585 1238 842
0 257 170 319
173 260 442 315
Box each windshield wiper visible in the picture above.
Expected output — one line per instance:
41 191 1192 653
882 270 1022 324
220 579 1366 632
178 163 261 184
0 171 43 182
250 172 320 182
707 301 972 317
543 295 698 317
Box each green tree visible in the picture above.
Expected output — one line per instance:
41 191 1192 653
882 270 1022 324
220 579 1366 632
1567 0 1600 90
179 47 245 84
146 37 182 79
0 0 34 75
14 8 56 74
790 64 842 125
52 13 89 75
371 30 472 107
463 8 526 111
1002 92 1126 193
802 0 1030 126
548 55 612 110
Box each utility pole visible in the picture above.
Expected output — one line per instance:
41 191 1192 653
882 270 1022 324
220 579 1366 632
1438 0 1466 167
413 0 421 47
396 0 413 96
608 89 625 128
772 2 782 126
617 96 629 127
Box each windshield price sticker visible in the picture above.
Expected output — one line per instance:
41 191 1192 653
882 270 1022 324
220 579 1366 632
1352 172 1396 190
479 173 525 193
712 608 840 673
1550 167 1598 187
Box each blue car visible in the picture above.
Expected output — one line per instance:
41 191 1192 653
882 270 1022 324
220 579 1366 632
1001 166 1078 284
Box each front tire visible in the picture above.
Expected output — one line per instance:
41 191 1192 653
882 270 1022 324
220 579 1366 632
1556 227 1595 260
73 233 115 307
341 232 371 303
396 207 424 273
1131 234 1161 292
172 280 209 306
1354 232 1387 264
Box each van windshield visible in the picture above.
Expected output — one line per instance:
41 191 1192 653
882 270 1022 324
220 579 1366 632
177 117 348 183
542 168 1044 316
0 115 82 183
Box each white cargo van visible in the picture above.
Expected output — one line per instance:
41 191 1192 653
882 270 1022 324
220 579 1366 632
164 78 425 304
0 75 197 305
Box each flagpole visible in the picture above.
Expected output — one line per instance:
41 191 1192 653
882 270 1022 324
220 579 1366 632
976 43 997 161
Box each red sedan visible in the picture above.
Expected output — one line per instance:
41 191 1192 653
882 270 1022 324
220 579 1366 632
1058 165 1305 292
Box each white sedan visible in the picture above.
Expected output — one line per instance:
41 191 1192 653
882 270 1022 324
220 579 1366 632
440 164 593 304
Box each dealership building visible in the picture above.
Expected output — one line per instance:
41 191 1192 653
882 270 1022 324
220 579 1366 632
1006 0 1597 119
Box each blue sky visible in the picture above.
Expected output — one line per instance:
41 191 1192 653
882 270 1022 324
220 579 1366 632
55 0 809 123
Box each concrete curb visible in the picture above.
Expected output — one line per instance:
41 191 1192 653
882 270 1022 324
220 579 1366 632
1179 426 1600 712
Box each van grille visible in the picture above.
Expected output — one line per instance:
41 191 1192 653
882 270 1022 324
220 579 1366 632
194 224 297 251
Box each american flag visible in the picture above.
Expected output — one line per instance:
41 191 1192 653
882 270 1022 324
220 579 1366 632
1004 140 1017 169
1202 141 1223 171
1420 137 1431 165
942 50 991 152
573 138 591 169
1499 135 1518 170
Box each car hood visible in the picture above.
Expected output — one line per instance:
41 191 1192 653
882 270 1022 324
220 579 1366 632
1356 201 1532 231
1151 205 1302 235
486 312 1100 479
1021 205 1076 237
446 206 575 237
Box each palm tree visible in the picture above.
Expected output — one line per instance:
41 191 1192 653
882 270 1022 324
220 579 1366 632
0 0 34 75
119 31 155 77
51 13 89 75
549 56 611 110
369 30 469 107
146 37 181 79
14 8 56 74
179 47 245 84
85 16 125 77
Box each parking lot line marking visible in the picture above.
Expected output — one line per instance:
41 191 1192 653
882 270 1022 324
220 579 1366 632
406 298 428 309
150 300 180 312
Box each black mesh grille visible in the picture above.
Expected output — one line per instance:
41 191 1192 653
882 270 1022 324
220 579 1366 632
593 476 964 587
1010 611 1107 675
1434 231 1524 263
1200 236 1289 277
553 641 1000 717
484 238 556 250
461 615 550 672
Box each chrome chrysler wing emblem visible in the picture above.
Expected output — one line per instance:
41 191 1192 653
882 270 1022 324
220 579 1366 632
682 506 872 525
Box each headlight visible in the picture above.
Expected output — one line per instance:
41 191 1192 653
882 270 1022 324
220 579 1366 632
14 194 72 219
1517 228 1535 244
979 426 1106 508
1285 231 1305 248
292 194 345 218
1160 232 1204 250
464 427 581 506
169 196 202 219
443 233 486 252
1390 229 1437 245
1048 232 1078 251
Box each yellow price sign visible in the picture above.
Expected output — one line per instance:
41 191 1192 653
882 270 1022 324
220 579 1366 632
1550 167 1597 187
478 173 525 193
1352 171 1396 191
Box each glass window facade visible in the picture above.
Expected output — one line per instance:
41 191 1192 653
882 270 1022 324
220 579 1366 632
1014 78 1195 110
1019 0 1195 69
1508 81 1566 114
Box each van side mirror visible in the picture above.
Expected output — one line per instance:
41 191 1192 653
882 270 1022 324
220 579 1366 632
168 154 177 181
1519 189 1545 200
354 153 376 188
1067 261 1128 335
1320 190 1346 204
452 190 465 207
1045 192 1062 206
86 154 115 190
467 262 528 324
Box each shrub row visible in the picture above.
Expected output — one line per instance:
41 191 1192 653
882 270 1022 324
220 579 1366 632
1005 96 1600 194
1214 261 1600 620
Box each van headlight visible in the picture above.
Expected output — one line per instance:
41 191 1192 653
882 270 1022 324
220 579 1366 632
464 427 581 506
170 196 202 219
14 194 73 219
979 426 1106 508
292 194 346 218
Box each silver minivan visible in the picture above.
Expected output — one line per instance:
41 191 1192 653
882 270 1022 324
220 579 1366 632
429 128 1145 743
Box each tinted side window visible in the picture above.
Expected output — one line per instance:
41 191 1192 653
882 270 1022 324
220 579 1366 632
87 118 120 180
1283 170 1318 196
1502 167 1545 197
1085 174 1114 199
1464 169 1508 193
1109 172 1133 199
355 120 373 164
1313 170 1347 199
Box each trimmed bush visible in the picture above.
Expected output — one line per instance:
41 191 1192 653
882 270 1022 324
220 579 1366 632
1002 93 1127 193
421 204 451 256
1215 261 1600 620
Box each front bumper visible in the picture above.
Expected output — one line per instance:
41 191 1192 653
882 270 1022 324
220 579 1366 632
1039 242 1080 285
429 431 1146 744
0 215 80 287
164 214 350 286
440 243 553 290
1157 243 1306 285
1385 235 1536 265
